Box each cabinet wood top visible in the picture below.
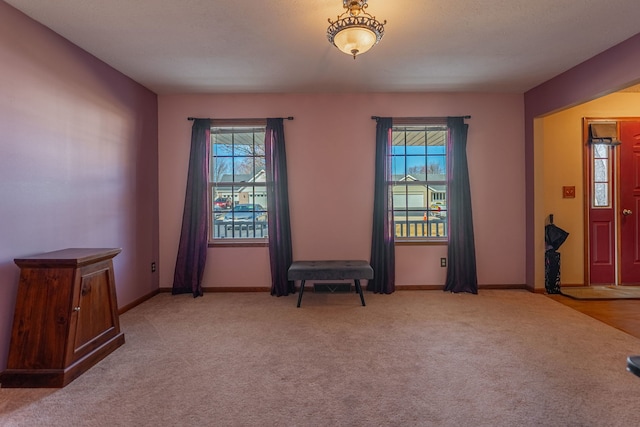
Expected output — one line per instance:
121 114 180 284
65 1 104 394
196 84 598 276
14 248 122 267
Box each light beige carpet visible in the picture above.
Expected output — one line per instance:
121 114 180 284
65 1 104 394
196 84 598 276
561 286 640 300
1 290 640 426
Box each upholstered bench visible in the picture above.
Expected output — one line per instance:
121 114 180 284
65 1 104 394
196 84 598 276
287 260 374 307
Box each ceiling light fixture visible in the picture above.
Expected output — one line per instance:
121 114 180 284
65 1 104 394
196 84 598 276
327 0 386 59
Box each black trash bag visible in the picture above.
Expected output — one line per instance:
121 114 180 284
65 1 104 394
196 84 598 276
545 223 569 251
545 250 561 294
544 222 569 294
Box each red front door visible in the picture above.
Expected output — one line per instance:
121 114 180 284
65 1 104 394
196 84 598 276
588 119 640 285
619 121 640 284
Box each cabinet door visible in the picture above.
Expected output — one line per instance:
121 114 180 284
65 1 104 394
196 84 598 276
7 267 75 370
67 260 120 364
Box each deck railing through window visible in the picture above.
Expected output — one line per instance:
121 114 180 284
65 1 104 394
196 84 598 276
213 221 268 239
213 219 443 239
395 219 446 238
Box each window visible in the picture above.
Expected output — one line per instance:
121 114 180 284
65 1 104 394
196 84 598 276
592 143 611 207
391 124 448 241
209 124 268 242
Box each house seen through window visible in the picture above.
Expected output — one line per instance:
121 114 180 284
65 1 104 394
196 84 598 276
391 124 448 241
209 125 268 241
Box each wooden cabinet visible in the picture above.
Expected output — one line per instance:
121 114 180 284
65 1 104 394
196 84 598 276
0 248 125 388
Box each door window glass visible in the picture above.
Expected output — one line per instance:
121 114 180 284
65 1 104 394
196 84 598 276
592 143 610 207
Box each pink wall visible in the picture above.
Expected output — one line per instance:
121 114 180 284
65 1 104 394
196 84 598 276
524 32 640 287
0 2 159 370
159 92 525 291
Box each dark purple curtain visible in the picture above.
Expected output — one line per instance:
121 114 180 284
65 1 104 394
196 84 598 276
172 119 211 297
368 118 395 294
265 118 294 296
444 117 478 294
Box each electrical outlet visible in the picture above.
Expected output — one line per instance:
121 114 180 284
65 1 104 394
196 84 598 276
151 262 156 273
562 186 575 198
440 258 447 267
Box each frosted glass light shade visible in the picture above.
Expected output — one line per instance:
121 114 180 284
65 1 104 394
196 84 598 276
333 26 377 57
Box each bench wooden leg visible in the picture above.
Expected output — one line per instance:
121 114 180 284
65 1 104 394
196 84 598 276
297 280 306 307
354 279 366 306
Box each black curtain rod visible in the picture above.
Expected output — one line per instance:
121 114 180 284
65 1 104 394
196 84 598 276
187 117 294 121
371 115 471 120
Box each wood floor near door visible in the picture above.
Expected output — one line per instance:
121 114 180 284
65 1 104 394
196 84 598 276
546 294 640 340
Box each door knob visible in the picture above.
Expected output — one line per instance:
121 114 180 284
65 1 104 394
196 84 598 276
623 209 633 216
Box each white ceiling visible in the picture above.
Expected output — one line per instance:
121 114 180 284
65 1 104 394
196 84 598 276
5 0 640 95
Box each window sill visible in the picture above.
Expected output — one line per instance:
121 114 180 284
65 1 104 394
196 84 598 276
395 239 448 246
209 240 268 248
